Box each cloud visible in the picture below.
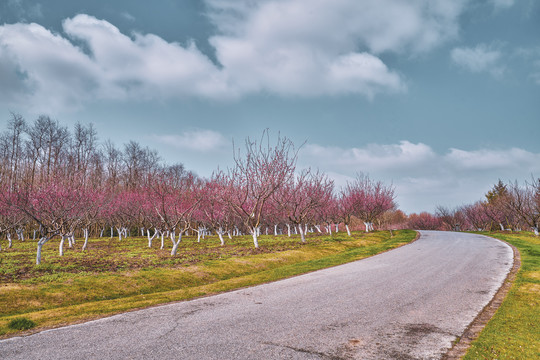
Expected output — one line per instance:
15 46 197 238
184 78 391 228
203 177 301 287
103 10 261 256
490 0 516 9
0 15 230 111
152 129 229 153
0 0 475 111
300 141 437 176
7 0 43 20
515 46 540 85
299 141 540 213
120 12 136 22
451 43 505 77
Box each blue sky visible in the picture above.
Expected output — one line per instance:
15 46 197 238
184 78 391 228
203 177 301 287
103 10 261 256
0 0 539 213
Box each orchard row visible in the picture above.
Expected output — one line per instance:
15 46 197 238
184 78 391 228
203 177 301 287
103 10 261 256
409 179 540 235
0 115 396 264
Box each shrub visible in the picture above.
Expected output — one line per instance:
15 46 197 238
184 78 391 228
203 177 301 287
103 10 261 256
8 317 36 331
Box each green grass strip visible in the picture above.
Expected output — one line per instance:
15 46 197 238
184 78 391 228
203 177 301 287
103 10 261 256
463 232 540 359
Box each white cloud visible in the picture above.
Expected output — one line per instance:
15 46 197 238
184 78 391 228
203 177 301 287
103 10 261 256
0 0 475 111
299 141 540 213
153 129 229 153
490 0 515 9
451 44 505 77
0 15 231 111
300 141 437 175
7 0 42 20
121 12 136 22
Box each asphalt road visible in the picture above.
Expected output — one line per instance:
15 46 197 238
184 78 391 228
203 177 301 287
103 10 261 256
0 231 513 359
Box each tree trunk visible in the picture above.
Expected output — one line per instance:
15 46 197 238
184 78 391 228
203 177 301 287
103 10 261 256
298 224 306 243
286 224 291 237
147 228 157 247
534 226 539 236
345 224 351 236
217 229 225 246
170 231 182 256
59 235 66 256
36 236 52 265
82 228 89 251
160 232 165 249
7 233 12 248
251 227 259 248
116 227 123 241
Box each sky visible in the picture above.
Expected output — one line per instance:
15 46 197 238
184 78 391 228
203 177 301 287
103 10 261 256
0 0 539 214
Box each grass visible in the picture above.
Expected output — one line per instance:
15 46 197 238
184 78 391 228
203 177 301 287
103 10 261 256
0 229 416 337
463 231 540 359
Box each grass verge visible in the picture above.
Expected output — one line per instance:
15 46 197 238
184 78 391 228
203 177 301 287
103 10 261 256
463 232 539 359
0 229 416 338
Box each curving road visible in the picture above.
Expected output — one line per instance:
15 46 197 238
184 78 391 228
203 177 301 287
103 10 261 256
0 231 513 359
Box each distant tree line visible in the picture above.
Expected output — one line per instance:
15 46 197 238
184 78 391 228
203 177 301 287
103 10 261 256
0 114 398 264
408 179 540 236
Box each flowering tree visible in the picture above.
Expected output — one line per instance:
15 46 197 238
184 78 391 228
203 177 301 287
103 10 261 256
0 188 25 250
340 174 395 233
199 175 231 246
274 169 334 242
506 180 540 236
461 202 491 231
13 177 87 264
151 174 199 256
224 131 297 248
407 212 443 230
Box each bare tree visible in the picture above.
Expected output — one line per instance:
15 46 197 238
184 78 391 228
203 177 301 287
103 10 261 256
224 131 298 248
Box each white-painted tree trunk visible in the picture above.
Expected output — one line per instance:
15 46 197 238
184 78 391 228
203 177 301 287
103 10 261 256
59 235 66 256
67 234 74 248
251 227 260 248
36 236 53 265
314 225 322 233
17 229 24 241
345 224 351 236
116 227 123 241
7 232 12 248
110 226 114 239
217 227 225 246
82 228 89 251
298 224 306 243
363 222 374 232
499 223 505 231
100 228 104 237
533 226 539 236
147 228 158 247
335 224 339 232
274 224 278 236
171 231 182 256
33 230 36 240
286 224 291 237
227 231 232 239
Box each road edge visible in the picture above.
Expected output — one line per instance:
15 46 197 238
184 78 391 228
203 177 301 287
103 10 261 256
442 236 521 360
